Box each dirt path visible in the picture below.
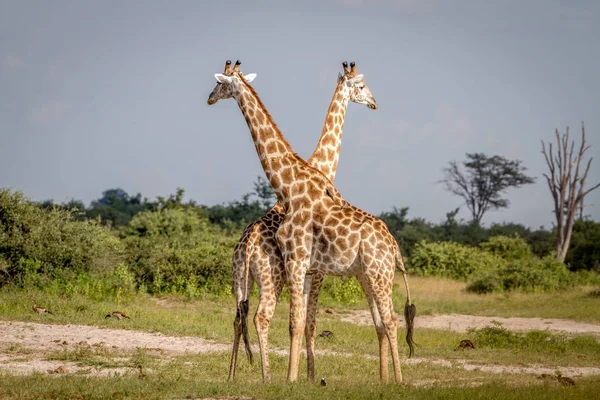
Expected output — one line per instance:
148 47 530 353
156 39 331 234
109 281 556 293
339 310 600 334
1 319 600 379
0 320 229 355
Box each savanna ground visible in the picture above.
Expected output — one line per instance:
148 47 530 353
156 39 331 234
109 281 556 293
1 276 600 400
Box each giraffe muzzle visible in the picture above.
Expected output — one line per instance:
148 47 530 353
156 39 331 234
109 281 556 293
367 96 378 110
207 95 218 105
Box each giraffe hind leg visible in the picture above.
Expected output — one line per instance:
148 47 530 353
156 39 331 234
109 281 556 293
229 271 254 381
372 281 402 384
358 275 389 382
254 280 278 382
228 302 244 381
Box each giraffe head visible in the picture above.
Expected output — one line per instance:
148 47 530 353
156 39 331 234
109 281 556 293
338 61 377 110
207 60 257 105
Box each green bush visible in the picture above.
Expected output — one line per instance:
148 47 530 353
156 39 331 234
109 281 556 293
0 189 124 287
467 253 572 293
566 219 600 271
321 276 363 304
410 240 504 281
501 255 571 292
571 269 600 286
410 235 573 294
120 207 240 295
479 235 532 261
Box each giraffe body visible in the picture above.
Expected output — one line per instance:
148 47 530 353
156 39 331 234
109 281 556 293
208 60 414 384
228 63 377 382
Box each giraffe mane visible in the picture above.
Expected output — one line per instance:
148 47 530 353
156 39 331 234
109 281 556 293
237 74 305 164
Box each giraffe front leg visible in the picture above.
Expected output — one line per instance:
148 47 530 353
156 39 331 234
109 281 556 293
296 274 313 362
286 258 309 383
305 273 324 382
254 289 276 383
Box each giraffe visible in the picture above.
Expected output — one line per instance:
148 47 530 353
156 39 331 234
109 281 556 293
227 61 377 383
207 60 415 384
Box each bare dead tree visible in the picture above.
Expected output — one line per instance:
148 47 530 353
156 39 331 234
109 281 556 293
541 122 600 263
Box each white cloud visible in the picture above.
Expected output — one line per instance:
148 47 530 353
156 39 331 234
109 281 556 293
29 102 73 125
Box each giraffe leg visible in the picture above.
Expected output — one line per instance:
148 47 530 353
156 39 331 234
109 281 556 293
286 258 309 383
305 273 323 382
228 304 243 381
297 274 313 362
358 275 389 382
228 275 254 381
253 269 277 383
372 279 402 384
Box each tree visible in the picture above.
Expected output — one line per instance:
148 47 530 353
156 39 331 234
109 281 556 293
252 175 276 212
87 188 152 227
442 153 535 225
541 123 600 262
38 199 87 221
378 206 409 235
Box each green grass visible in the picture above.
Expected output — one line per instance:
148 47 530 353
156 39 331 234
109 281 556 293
2 352 599 400
1 277 600 399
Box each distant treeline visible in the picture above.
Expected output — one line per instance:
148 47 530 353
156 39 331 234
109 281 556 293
38 179 598 272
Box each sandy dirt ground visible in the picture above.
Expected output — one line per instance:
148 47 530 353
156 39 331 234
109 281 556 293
2 313 600 380
338 310 600 334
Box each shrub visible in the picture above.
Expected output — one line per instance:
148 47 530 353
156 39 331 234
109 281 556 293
565 219 600 271
571 269 600 286
0 189 124 287
500 255 571 292
479 235 532 261
410 240 504 281
321 276 363 304
467 254 572 293
120 207 240 294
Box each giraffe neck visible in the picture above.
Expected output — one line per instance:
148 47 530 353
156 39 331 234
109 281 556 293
306 81 349 182
232 80 303 203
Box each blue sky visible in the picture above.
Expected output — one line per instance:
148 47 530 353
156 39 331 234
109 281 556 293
1 0 599 228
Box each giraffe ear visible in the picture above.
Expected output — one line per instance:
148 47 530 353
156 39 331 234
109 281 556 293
214 73 232 84
347 74 364 85
244 73 257 83
337 72 344 82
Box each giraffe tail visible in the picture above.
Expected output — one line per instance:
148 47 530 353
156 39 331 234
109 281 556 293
238 241 254 366
396 245 416 358
238 299 253 365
